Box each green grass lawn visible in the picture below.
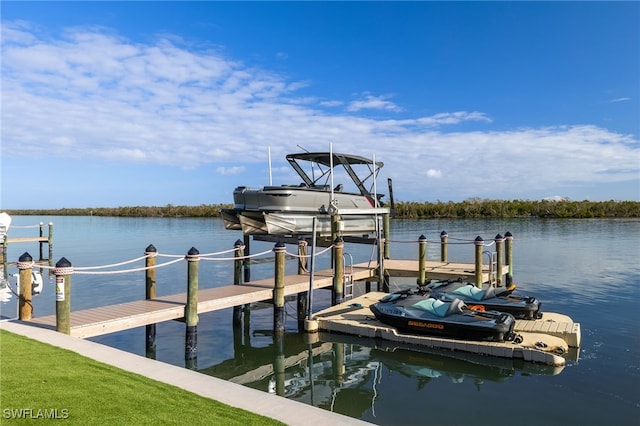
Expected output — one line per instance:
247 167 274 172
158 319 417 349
0 330 284 425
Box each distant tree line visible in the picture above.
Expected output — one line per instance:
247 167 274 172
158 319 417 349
5 199 640 218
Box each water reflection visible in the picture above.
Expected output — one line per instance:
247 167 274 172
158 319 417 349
196 327 565 416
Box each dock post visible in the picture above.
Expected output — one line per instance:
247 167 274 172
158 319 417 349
504 232 514 286
474 236 484 288
38 223 44 261
145 244 157 359
383 212 390 259
185 247 199 368
494 234 504 287
440 231 448 262
243 234 251 282
417 235 427 287
332 237 344 305
17 252 33 320
297 238 308 330
233 239 244 326
47 222 54 263
273 242 286 333
54 257 73 334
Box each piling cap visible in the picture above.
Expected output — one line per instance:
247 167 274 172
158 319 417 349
273 241 286 252
234 239 244 247
187 247 199 256
505 231 513 238
19 252 33 262
474 236 484 244
495 234 504 240
145 244 157 253
334 236 344 244
440 230 448 237
56 257 72 268
419 234 427 242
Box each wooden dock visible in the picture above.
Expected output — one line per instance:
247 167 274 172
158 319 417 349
24 258 501 339
27 265 376 338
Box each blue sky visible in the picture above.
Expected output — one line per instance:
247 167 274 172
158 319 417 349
1 1 638 209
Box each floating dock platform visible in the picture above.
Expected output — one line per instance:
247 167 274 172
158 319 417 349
312 292 581 367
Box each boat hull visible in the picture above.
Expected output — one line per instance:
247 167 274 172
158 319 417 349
370 293 516 342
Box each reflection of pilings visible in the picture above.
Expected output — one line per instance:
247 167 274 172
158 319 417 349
273 332 285 396
185 247 199 369
145 244 157 359
273 242 286 333
233 239 244 326
332 342 345 384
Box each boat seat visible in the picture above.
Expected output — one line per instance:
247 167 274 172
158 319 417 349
451 285 486 301
412 298 452 317
445 298 466 316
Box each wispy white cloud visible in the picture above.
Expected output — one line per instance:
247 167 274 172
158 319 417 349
1 21 638 204
608 97 630 103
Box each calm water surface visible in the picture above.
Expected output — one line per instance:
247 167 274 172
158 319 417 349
2 216 639 425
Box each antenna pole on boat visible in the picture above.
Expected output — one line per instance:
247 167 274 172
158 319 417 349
268 146 273 186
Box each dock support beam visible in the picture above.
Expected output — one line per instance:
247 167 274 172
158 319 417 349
233 239 244 326
273 242 286 334
505 232 514 286
145 244 157 359
495 234 504 287
185 247 199 369
474 236 484 288
54 257 73 334
332 237 344 305
440 231 448 262
17 252 33 320
417 234 427 287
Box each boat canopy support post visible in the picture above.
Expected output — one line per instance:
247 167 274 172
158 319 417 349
185 247 199 369
474 236 484 288
17 252 33 321
273 242 286 334
505 232 514 286
54 257 72 334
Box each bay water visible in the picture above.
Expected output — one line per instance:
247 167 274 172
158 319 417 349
2 216 639 425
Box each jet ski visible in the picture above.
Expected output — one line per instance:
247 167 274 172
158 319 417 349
421 280 542 320
370 291 517 342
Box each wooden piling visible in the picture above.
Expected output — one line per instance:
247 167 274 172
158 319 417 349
474 236 484 288
440 231 448 262
233 239 244 326
417 235 427 287
297 238 308 329
145 244 157 359
273 242 286 333
243 234 251 282
18 252 33 320
145 245 157 299
185 247 199 364
495 234 504 287
332 237 344 305
54 257 73 334
505 231 514 286
383 212 390 259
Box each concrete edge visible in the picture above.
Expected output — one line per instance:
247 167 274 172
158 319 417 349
0 321 372 426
